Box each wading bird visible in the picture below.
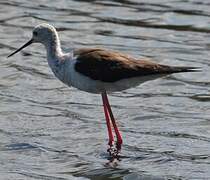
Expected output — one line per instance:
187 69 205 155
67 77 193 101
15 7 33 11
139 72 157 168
8 24 199 157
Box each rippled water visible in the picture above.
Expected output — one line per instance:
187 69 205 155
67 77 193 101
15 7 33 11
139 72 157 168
1 0 210 179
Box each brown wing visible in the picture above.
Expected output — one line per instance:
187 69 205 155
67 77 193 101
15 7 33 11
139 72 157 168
74 48 196 82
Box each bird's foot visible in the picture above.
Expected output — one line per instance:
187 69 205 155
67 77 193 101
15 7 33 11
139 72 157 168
115 141 122 153
107 145 120 160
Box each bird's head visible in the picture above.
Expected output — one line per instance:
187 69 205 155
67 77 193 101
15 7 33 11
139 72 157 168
7 23 58 58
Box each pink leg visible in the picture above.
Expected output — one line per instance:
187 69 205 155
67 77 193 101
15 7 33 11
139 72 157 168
102 92 123 151
102 93 114 147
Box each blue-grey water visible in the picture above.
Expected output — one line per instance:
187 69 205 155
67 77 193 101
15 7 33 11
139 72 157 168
0 0 210 179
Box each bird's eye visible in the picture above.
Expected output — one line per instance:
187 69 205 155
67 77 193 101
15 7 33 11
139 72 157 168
33 31 38 36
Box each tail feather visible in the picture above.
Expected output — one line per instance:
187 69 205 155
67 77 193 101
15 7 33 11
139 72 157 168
164 66 201 74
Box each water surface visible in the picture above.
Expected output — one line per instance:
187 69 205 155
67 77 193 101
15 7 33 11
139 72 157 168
0 0 210 179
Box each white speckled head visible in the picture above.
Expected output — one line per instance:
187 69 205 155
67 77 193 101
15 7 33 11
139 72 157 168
7 23 62 58
32 24 58 45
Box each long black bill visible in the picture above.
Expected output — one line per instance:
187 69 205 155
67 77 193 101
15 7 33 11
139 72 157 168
7 39 33 58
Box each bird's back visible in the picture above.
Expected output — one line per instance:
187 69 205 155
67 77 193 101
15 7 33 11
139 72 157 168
74 48 197 83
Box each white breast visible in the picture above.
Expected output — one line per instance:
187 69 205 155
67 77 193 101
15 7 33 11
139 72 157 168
63 59 106 93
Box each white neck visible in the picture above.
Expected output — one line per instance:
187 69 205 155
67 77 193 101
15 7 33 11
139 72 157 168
42 32 65 76
45 36 63 60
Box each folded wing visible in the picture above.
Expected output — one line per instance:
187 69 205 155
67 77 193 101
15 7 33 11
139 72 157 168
74 48 198 83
